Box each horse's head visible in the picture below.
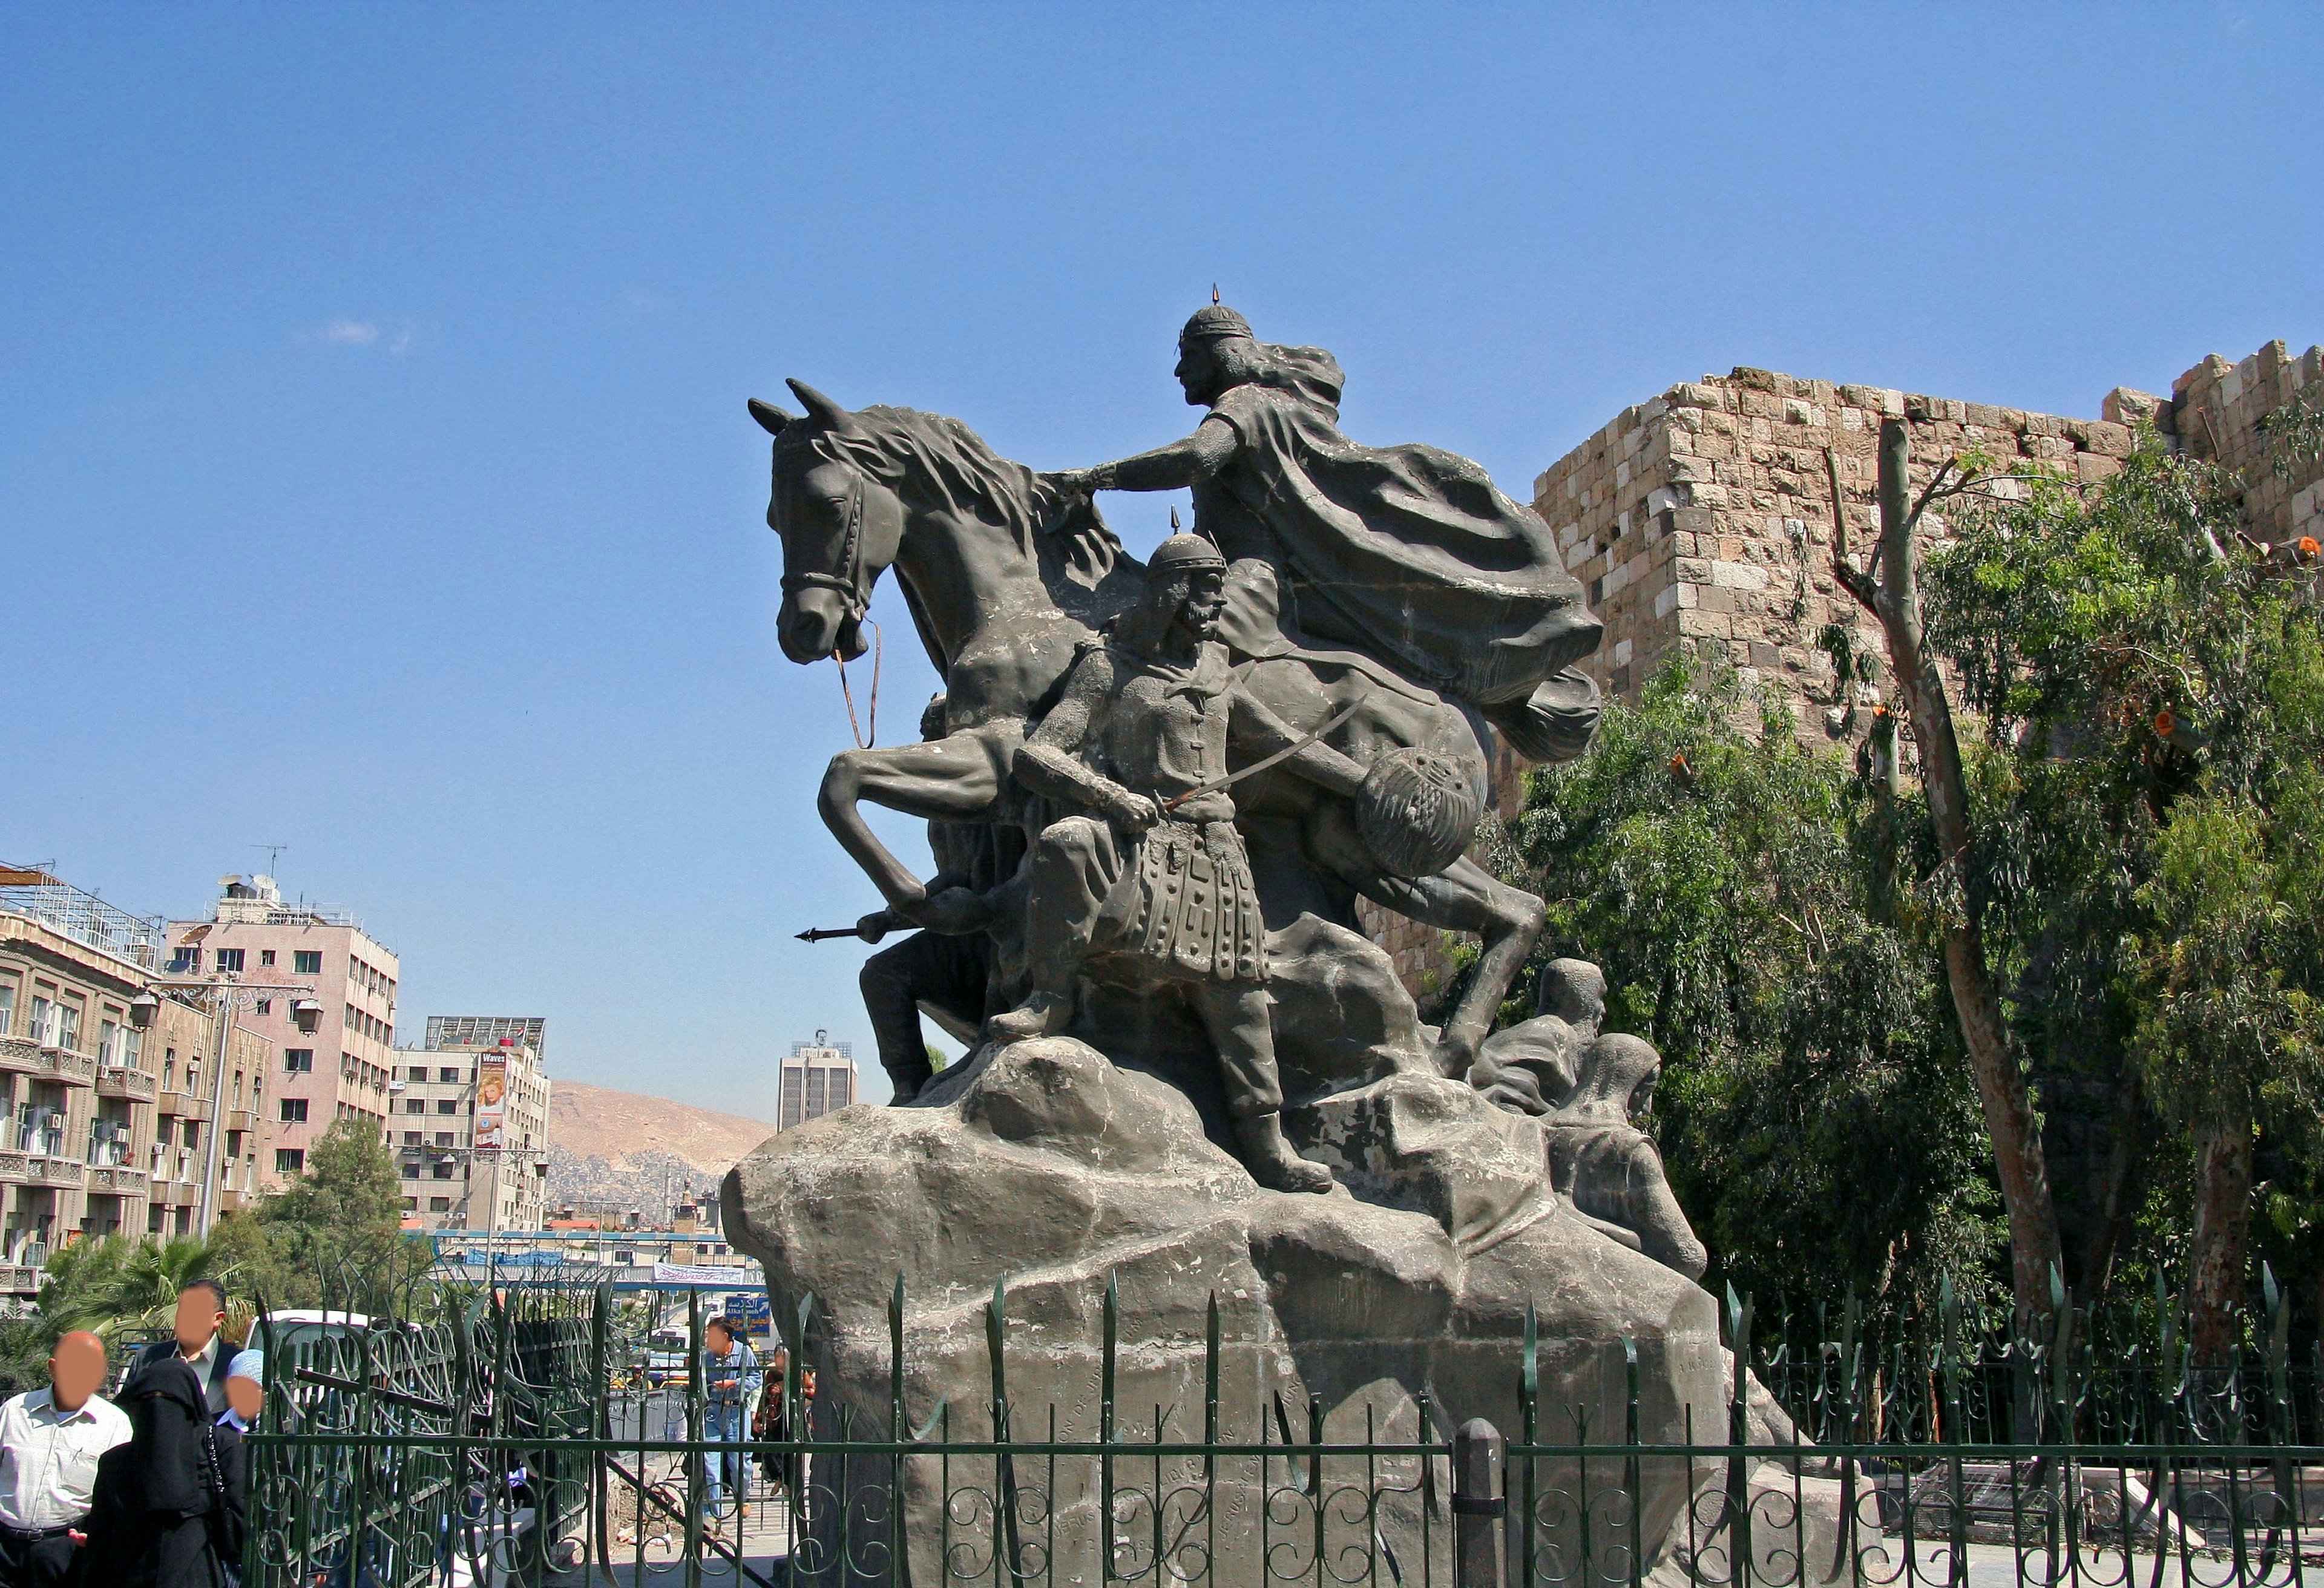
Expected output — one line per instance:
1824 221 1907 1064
752 379 906 664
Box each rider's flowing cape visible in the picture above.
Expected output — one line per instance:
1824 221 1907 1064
1192 350 1604 713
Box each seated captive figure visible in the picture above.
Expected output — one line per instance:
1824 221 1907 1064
986 533 1358 1193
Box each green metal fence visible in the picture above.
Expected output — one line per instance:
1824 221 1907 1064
241 1278 2324 1588
243 1280 602 1587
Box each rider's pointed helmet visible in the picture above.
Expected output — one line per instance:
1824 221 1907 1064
1148 533 1227 577
1181 303 1253 344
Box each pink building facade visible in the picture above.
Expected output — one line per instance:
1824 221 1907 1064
168 874 399 1191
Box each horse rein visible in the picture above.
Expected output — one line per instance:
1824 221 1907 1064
778 463 881 747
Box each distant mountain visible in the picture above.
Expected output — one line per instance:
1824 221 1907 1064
546 1080 779 1216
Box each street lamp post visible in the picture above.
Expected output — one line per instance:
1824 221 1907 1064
133 974 317 1236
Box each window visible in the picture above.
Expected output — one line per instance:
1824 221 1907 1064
169 947 200 973
408 1066 427 1083
402 1196 417 1210
280 1099 307 1123
404 1131 422 1146
254 1000 270 1016
275 1149 304 1173
405 1100 425 1115
439 1067 461 1084
182 1121 200 1149
293 950 321 975
284 1049 312 1073
0 983 12 1035
260 950 275 966
122 1029 142 1068
437 1099 458 1115
435 1132 454 1148
215 949 245 974
55 1005 79 1051
433 1163 454 1180
97 1020 120 1066
428 1197 451 1213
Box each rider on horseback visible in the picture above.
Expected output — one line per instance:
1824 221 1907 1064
986 533 1351 1193
1043 303 1604 764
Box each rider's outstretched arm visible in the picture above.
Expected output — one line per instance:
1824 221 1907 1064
1070 415 1239 493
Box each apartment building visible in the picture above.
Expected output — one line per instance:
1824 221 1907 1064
0 867 269 1305
392 1016 550 1233
777 1032 856 1130
168 873 398 1187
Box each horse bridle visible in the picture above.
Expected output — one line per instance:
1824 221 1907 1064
777 463 870 626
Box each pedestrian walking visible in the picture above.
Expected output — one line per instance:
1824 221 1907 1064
697 1317 760 1532
0 1330 129 1588
750 1347 787 1495
85 1281 245 1588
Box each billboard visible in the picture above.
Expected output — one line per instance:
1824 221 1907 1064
473 1057 508 1151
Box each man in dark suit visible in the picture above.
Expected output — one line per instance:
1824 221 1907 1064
134 1282 232 1420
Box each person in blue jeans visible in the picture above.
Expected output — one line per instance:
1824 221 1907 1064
698 1319 762 1527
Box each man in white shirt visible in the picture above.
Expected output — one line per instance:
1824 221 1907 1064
0 1330 130 1586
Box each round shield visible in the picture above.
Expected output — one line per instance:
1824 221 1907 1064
1356 748 1482 878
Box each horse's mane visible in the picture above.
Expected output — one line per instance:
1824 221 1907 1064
793 404 1128 586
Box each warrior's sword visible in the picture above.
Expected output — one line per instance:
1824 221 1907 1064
1160 696 1366 812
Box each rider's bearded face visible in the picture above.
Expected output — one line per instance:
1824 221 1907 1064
1174 337 1255 405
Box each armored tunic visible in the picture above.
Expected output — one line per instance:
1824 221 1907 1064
1028 638 1268 985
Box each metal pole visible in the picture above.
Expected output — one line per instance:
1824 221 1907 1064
196 978 232 1235
1453 1417 1508 1588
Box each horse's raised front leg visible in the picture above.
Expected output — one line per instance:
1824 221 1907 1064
1292 796 1546 1074
1362 856 1546 1077
817 730 1005 910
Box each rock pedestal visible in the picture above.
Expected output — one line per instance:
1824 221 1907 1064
725 1032 1724 1586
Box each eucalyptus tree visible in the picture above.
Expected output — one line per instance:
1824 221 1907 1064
1926 445 2324 1360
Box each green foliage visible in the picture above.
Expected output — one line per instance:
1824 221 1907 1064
248 1117 435 1311
1923 444 2324 1319
1506 661 2000 1333
0 1232 238 1394
2259 382 2324 481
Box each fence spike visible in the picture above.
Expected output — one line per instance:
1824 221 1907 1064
1101 1271 1118 1445
891 1273 907 1441
1204 1289 1221 1446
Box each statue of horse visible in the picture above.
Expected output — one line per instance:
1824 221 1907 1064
752 379 1545 1071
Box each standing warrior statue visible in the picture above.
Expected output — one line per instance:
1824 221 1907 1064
1044 302 1604 763
987 533 1350 1193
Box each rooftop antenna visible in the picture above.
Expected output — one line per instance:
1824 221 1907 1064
257 844 288 876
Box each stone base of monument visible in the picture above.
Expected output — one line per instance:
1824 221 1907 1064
726 955 1730 1585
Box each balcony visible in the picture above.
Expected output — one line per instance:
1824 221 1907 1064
226 1106 257 1133
155 1090 212 1121
96 1067 156 1102
0 1039 97 1087
0 1265 40 1295
22 1158 84 1187
87 1166 149 1195
0 1152 25 1183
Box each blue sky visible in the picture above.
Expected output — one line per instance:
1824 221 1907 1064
4 4 2317 1121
